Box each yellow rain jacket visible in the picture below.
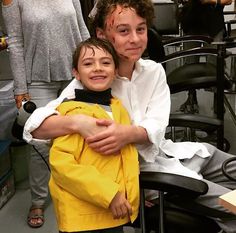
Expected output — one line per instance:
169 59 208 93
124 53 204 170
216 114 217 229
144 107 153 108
49 98 139 232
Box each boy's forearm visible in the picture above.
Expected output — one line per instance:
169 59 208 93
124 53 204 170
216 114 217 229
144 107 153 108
32 114 105 140
32 115 77 139
127 125 149 145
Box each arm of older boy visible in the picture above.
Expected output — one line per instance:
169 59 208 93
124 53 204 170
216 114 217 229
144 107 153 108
32 114 107 139
109 191 132 219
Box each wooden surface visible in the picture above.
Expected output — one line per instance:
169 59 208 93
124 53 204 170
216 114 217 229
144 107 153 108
219 190 236 214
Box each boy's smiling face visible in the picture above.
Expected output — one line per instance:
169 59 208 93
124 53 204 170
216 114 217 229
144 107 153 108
74 46 117 92
97 5 148 63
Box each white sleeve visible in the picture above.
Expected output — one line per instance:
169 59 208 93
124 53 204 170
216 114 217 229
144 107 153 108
23 79 82 144
136 65 171 162
139 67 170 145
23 101 62 145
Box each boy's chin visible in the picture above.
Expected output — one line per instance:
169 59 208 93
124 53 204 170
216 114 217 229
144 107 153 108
130 57 142 63
120 55 141 62
90 86 110 92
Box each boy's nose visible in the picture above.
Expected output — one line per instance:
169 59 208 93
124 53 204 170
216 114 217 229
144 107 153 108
129 31 140 42
93 62 102 71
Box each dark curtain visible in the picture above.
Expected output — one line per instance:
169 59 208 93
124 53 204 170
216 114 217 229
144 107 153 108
80 0 95 29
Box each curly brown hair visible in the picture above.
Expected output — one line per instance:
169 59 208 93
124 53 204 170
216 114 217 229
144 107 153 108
73 37 119 71
92 0 154 30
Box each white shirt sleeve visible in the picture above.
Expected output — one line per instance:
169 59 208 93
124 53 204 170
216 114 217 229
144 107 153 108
138 66 170 146
23 79 82 144
132 62 171 162
134 62 210 162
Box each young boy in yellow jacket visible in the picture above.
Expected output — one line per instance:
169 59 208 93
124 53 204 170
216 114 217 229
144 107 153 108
49 37 139 233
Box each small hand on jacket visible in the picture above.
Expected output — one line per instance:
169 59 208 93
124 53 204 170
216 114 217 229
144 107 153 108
86 119 128 155
109 191 132 219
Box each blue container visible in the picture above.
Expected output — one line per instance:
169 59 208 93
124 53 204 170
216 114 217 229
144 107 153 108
0 170 15 209
0 140 11 179
0 81 17 140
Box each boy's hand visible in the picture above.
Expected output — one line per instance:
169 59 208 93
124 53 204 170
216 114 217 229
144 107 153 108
145 200 155 208
86 119 128 155
73 115 107 138
109 192 132 219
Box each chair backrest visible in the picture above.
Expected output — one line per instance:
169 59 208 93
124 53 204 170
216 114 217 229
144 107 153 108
166 40 232 151
152 0 180 36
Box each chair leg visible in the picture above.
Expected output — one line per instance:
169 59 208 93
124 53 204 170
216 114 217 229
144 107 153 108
140 189 146 233
140 189 166 233
179 89 199 114
159 191 165 233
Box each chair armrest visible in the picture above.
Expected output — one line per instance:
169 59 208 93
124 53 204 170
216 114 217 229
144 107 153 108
225 19 236 25
222 157 236 182
224 11 236 15
162 35 213 47
160 47 218 63
140 171 208 198
169 114 223 133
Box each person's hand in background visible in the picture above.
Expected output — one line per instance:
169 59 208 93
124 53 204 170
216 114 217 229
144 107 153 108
14 93 30 109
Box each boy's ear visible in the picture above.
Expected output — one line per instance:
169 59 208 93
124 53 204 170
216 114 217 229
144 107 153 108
96 27 106 39
72 68 80 80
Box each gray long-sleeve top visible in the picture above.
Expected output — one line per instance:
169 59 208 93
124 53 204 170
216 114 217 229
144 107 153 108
2 0 90 95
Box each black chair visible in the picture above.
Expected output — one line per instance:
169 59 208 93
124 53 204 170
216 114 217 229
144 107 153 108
147 27 232 151
137 28 235 233
222 156 236 182
152 0 180 40
222 11 236 129
138 171 222 233
137 104 230 233
136 109 232 233
224 10 236 40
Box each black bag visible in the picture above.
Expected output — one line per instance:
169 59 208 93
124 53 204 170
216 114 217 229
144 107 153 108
180 0 225 37
180 0 203 33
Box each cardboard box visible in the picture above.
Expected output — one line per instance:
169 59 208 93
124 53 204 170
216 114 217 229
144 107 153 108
0 170 15 209
0 140 11 178
10 143 30 184
0 81 17 140
219 190 236 214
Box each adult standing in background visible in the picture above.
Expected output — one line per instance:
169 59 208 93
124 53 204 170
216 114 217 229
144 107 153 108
179 0 232 113
181 0 232 39
2 0 90 228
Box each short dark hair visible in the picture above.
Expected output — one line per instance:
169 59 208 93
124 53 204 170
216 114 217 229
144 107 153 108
91 0 154 30
73 37 119 71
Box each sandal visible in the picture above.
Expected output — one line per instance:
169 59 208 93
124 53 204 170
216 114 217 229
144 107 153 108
27 206 44 228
